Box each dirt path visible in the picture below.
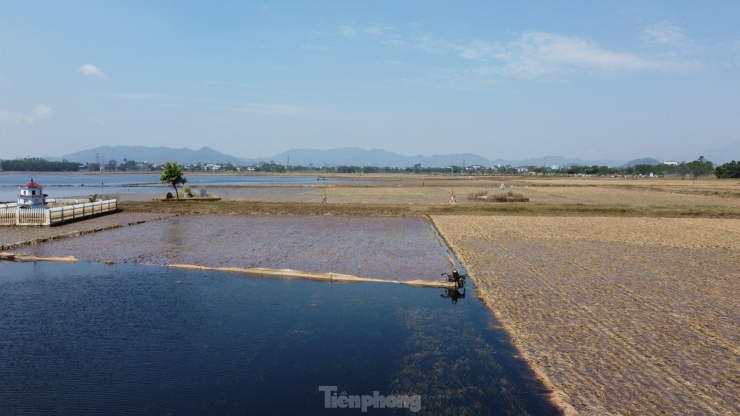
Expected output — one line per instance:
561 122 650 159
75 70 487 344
432 215 739 415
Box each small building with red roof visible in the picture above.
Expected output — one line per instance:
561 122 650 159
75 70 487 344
18 178 48 208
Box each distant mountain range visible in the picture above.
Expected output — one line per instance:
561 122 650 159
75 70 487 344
54 146 252 166
46 143 738 168
271 148 626 169
679 141 740 166
620 158 663 168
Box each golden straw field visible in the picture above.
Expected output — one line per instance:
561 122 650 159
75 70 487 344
430 214 739 414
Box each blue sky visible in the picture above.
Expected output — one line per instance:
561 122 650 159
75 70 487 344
1 1 739 162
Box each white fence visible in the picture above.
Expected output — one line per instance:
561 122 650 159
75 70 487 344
0 199 118 226
16 207 48 226
0 206 16 224
47 198 86 206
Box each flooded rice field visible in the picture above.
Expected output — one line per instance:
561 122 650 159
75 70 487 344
17 215 454 282
3 174 738 414
0 260 559 415
0 212 175 250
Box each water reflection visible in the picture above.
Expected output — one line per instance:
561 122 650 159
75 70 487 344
440 287 466 304
164 216 184 250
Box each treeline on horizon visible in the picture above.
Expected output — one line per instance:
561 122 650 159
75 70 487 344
249 158 740 179
1 156 739 179
0 158 81 172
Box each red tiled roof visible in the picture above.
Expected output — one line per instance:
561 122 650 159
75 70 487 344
20 178 44 189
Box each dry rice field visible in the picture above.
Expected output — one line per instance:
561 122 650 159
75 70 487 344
154 178 738 207
507 179 740 208
193 176 740 210
432 215 739 415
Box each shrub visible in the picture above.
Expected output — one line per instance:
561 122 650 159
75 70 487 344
467 190 489 200
468 189 529 203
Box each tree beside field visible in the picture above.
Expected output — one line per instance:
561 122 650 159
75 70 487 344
686 156 714 179
715 161 740 178
160 161 187 200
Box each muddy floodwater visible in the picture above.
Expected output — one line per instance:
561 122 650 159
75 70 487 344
0 261 559 415
20 215 453 282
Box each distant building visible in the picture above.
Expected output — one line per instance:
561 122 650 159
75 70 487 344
663 161 678 166
18 178 47 208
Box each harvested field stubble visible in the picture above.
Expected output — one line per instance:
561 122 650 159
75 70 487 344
431 215 739 414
